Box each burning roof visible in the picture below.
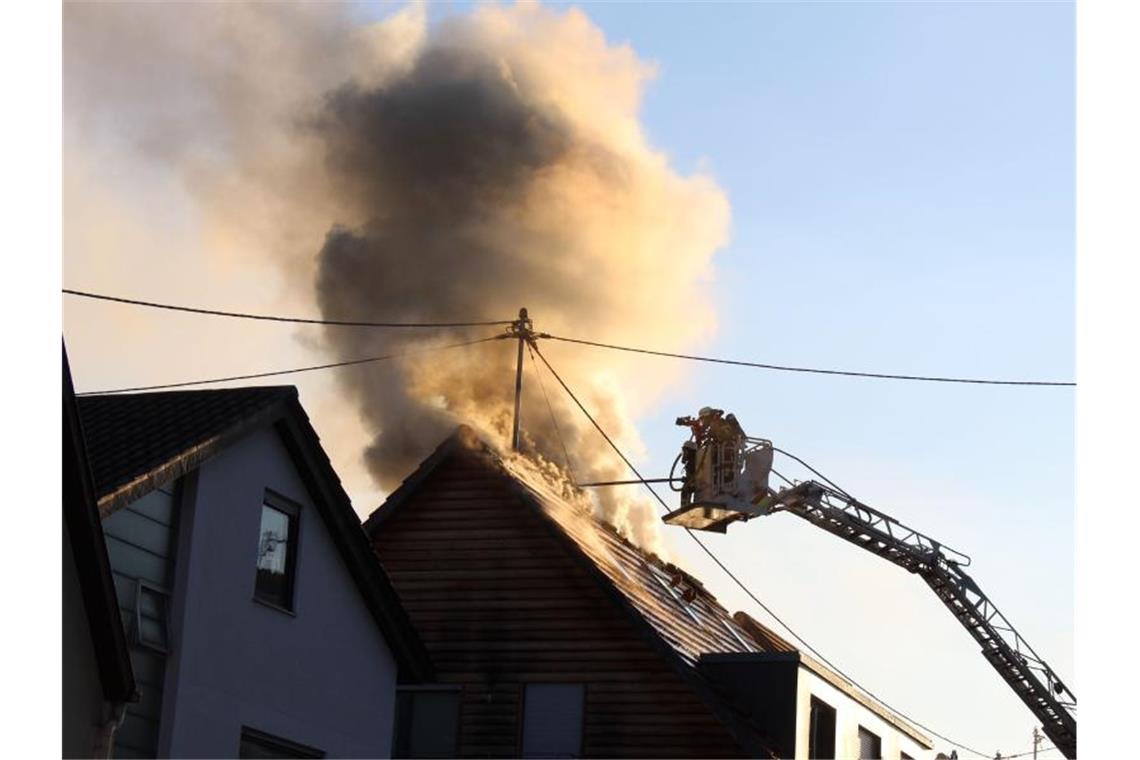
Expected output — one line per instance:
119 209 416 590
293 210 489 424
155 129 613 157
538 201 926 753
365 425 931 749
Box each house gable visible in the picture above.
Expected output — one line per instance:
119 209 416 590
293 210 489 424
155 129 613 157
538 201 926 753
366 430 772 757
157 424 406 756
76 387 431 683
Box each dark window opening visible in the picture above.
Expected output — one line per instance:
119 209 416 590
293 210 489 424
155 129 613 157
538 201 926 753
522 683 585 758
901 753 915 760
808 696 836 759
858 726 882 760
254 494 299 611
239 726 323 759
393 688 461 758
134 580 171 653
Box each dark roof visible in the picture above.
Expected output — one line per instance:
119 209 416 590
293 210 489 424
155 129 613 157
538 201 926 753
78 386 294 510
63 345 136 703
366 426 932 749
75 385 434 683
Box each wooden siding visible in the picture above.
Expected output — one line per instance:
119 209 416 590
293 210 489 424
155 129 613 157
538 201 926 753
102 485 179 759
370 452 748 758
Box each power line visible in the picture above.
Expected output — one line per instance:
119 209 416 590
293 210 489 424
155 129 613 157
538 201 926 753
1004 744 1059 759
772 445 854 499
76 335 505 395
64 289 1073 386
527 342 577 483
63 288 515 329
545 334 1075 387
531 343 990 759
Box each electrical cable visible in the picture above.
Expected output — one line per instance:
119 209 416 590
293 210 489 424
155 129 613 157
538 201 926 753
544 334 1075 387
64 289 1073 386
64 288 515 329
76 335 506 396
531 343 990 759
1003 744 1058 759
526 342 577 483
772 446 854 499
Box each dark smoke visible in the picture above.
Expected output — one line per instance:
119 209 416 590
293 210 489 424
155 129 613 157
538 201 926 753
65 2 731 549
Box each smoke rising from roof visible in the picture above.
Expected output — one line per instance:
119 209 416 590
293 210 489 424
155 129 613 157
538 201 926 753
65 2 730 550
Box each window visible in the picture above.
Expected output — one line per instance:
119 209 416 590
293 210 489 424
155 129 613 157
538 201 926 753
858 726 882 760
393 687 461 758
254 493 300 611
901 753 914 760
134 580 171 653
522 683 585 758
239 726 324 759
808 696 836 759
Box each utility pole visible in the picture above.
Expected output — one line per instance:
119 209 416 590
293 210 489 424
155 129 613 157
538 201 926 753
509 307 533 451
1032 727 1042 760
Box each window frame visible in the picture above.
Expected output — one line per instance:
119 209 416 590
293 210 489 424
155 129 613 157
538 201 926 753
519 682 587 759
133 579 172 654
252 490 302 613
238 725 324 759
392 685 462 758
808 695 837 759
857 725 882 760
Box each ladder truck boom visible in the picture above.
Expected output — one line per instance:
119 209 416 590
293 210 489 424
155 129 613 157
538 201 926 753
662 408 1076 759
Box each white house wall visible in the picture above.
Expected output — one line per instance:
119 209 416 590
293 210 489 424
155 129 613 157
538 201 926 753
157 426 399 758
794 664 932 760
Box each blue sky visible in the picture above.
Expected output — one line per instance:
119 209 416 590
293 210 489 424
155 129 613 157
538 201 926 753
451 1 1075 754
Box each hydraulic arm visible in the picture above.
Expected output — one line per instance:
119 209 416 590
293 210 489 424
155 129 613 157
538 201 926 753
663 408 1076 758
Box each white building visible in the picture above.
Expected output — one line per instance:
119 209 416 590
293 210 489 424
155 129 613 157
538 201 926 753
76 385 432 758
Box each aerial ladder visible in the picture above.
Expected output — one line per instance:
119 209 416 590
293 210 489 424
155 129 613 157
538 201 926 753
661 408 1077 759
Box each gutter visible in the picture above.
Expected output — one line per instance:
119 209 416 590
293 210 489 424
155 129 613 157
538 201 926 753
92 701 128 759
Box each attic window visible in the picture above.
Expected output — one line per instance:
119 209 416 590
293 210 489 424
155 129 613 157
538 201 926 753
393 687 461 758
809 696 836 759
857 726 882 759
522 683 585 758
254 492 300 612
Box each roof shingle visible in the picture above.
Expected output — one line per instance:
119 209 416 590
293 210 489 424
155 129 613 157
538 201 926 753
77 386 295 506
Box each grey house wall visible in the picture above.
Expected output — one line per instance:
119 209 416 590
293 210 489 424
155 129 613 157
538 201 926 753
62 522 106 758
157 426 399 758
103 485 181 758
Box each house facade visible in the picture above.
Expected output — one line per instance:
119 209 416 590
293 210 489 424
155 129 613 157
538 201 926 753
365 426 936 759
76 386 432 758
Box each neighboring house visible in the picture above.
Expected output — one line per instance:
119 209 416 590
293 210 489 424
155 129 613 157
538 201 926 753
365 426 937 759
63 347 137 758
76 385 433 759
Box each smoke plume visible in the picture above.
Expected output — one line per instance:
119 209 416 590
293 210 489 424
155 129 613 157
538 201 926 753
64 2 730 550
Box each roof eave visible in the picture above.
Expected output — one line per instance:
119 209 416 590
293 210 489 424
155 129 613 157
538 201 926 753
63 345 137 703
94 399 293 516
